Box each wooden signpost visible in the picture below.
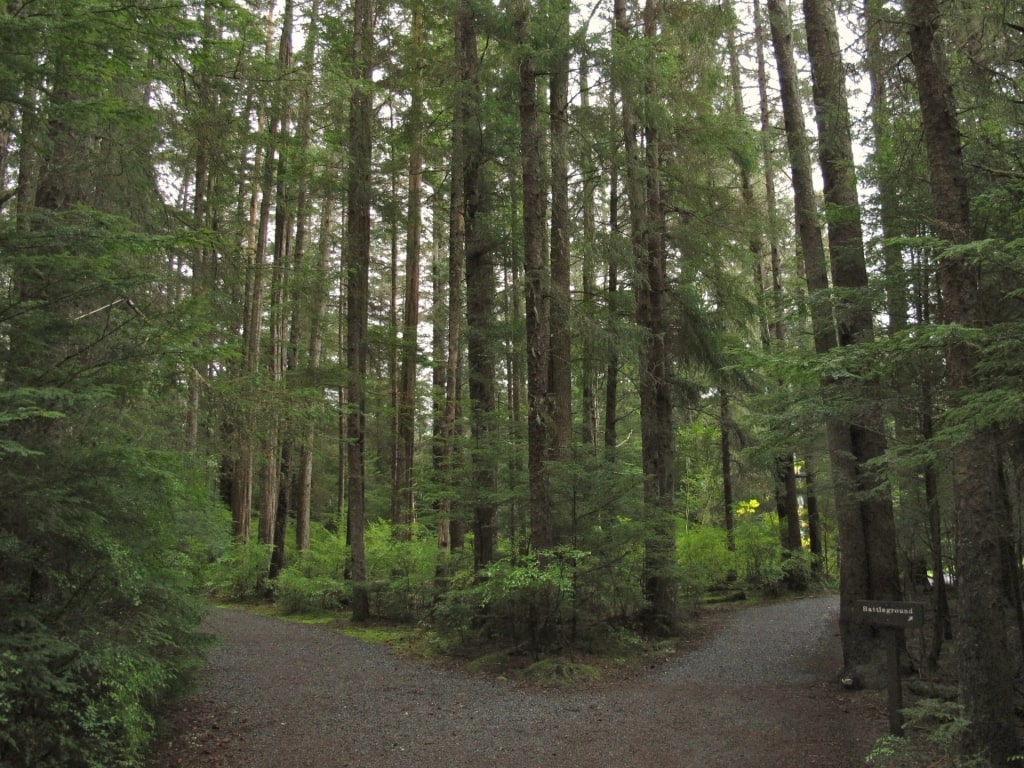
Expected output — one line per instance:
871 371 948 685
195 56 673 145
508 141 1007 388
855 600 925 736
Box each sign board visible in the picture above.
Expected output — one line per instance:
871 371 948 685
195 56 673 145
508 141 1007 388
855 600 924 628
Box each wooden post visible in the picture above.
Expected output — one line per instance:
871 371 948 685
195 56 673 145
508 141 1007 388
854 600 924 737
886 627 904 736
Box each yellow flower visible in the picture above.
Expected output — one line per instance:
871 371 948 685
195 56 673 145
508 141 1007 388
736 499 761 516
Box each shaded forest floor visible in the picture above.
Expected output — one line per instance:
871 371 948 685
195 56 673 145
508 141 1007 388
146 594 887 768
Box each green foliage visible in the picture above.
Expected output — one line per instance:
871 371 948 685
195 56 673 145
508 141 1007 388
478 548 585 609
363 520 439 620
866 736 918 768
0 390 65 457
676 498 819 598
206 539 275 602
781 548 816 590
274 568 351 614
0 141 224 767
732 500 787 593
865 699 983 768
0 410 218 768
431 547 589 654
273 526 350 614
676 524 735 595
540 453 649 636
677 418 728 524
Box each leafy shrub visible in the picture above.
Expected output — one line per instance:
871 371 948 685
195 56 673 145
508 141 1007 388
274 569 350 614
866 699 980 768
431 548 589 655
780 548 816 591
427 568 488 652
272 524 350 614
0 436 215 768
567 509 647 635
206 539 274 601
676 524 735 596
296 524 351 578
733 503 786 592
363 521 438 620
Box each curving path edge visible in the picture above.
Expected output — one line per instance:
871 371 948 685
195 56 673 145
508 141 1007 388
148 594 886 768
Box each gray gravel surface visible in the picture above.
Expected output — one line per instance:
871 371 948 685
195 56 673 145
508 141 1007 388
148 594 886 768
658 594 843 685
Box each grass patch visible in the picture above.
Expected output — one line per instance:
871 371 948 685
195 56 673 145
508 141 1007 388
341 624 419 646
218 602 337 625
520 658 599 686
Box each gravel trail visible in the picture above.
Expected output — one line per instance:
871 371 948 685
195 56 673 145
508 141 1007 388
148 594 885 768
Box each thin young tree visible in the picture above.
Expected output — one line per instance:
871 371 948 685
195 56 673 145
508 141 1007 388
262 0 296 575
393 0 426 537
291 0 329 555
577 53 601 450
730 3 800 552
548 0 573 461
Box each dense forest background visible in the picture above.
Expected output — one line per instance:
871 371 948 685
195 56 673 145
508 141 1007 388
2 0 1023 765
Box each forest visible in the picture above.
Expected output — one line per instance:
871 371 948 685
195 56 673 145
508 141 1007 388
1 0 1023 765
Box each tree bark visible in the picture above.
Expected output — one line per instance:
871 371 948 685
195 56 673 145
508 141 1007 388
515 0 555 552
548 0 573 461
738 3 801 552
457 0 499 570
579 54 600 450
604 170 620 458
767 0 903 666
345 0 375 622
906 0 1019 759
261 0 295 568
293 1 328 553
804 0 903 644
394 0 424 538
768 0 890 668
438 16 468 555
617 0 678 633
720 391 735 550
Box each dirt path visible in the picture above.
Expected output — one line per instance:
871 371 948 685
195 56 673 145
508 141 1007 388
147 594 886 768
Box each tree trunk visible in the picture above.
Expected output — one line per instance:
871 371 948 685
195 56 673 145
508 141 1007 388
604 167 620 458
548 0 573 460
741 3 801 552
771 0 901 668
803 460 823 563
579 54 599 450
345 0 375 622
618 0 678 633
906 0 1019 758
296 190 332 553
260 0 295 563
515 0 555 552
440 19 468 553
293 5 328 552
767 0 864 659
720 391 735 550
458 0 499 570
803 0 900 614
803 0 901 615
431 237 450 558
394 1 424 538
